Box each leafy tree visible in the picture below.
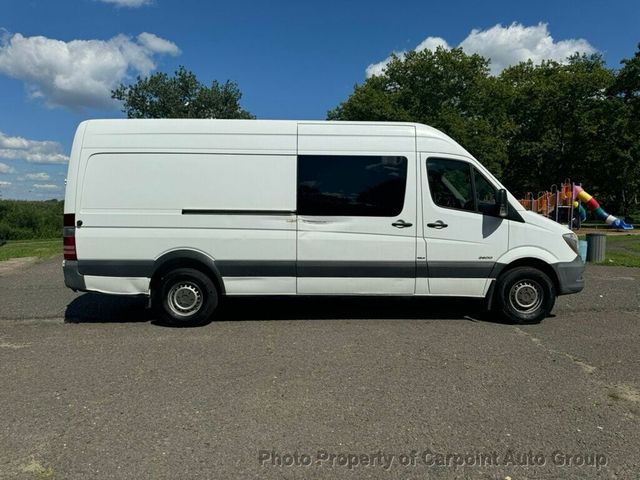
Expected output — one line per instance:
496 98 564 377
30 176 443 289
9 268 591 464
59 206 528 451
500 53 638 215
499 55 615 191
328 47 512 176
610 44 640 215
112 66 254 119
0 200 64 240
328 46 639 217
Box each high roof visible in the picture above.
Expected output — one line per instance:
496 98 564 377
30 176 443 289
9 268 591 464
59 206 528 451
81 119 471 157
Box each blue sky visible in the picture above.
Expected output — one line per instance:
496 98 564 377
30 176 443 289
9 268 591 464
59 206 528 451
0 0 638 200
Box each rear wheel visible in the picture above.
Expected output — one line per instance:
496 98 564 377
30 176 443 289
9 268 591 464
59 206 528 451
154 268 218 327
494 266 555 324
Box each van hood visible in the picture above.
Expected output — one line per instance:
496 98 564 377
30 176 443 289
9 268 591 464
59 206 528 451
521 210 573 235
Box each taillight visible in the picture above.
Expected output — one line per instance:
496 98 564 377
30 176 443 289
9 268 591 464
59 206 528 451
63 214 77 261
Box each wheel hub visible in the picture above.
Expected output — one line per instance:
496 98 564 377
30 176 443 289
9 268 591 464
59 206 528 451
509 280 543 313
167 282 203 317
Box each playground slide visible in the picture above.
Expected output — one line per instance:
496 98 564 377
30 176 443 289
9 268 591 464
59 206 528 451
573 186 634 230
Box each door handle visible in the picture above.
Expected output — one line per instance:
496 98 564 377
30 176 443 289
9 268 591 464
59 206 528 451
427 220 448 229
392 219 413 228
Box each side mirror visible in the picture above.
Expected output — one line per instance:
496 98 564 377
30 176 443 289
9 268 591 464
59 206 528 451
496 188 508 218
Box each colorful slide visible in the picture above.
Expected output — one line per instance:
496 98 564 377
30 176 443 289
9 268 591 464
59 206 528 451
573 185 634 230
573 202 587 222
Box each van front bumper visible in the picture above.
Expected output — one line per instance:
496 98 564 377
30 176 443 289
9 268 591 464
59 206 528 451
553 256 585 295
63 260 87 292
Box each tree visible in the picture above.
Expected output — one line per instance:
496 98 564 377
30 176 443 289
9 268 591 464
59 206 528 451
112 66 254 119
328 47 512 176
498 55 617 193
328 46 639 218
610 44 640 216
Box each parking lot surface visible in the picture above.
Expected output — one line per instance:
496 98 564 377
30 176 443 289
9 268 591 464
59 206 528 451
1 256 639 479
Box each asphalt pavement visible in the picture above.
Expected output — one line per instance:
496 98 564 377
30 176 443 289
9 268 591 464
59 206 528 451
1 256 639 479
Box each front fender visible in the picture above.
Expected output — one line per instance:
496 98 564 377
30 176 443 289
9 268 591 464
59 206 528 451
495 246 559 267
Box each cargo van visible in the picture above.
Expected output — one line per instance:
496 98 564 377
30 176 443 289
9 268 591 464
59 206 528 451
63 120 584 326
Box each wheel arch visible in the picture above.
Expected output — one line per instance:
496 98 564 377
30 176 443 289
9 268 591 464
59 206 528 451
486 257 559 311
151 249 225 296
496 257 559 293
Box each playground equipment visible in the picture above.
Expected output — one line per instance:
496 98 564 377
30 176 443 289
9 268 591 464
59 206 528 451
518 180 633 230
573 185 633 230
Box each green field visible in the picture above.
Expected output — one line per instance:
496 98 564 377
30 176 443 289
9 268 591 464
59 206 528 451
0 239 61 262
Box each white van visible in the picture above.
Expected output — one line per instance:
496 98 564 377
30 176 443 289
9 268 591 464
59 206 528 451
63 120 584 326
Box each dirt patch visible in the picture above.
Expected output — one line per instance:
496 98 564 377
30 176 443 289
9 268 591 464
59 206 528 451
0 257 37 277
608 384 640 404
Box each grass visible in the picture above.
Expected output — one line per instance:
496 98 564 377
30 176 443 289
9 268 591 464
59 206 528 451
0 239 61 262
592 234 640 268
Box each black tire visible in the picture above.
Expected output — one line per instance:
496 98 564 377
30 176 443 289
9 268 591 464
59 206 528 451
154 268 218 327
494 266 555 324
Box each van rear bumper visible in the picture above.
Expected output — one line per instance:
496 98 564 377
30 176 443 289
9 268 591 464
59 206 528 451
63 260 87 292
552 256 585 295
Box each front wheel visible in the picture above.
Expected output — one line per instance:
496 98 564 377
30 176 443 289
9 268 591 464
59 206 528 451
494 267 555 324
154 268 218 327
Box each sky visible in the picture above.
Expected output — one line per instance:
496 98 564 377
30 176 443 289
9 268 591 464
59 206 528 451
0 0 638 200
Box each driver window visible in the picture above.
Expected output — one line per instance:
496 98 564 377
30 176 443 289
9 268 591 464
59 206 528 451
426 158 474 212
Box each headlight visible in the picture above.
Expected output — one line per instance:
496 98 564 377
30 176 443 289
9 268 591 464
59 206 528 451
563 232 579 255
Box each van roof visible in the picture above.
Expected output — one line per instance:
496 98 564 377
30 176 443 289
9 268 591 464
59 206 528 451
80 119 470 156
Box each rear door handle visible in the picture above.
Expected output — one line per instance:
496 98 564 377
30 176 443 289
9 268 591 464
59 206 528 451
427 220 448 229
392 219 413 228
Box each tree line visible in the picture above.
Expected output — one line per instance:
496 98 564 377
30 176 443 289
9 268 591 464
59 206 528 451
0 200 63 240
328 47 640 217
113 45 640 218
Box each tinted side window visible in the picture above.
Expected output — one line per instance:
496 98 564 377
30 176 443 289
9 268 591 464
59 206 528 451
297 155 407 216
426 158 474 212
474 168 497 215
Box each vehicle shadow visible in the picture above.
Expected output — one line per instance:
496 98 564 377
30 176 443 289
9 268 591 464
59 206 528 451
65 293 152 324
65 293 511 325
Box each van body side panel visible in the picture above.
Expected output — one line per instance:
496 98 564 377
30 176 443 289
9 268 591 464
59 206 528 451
79 153 296 212
296 123 417 295
74 126 298 295
83 275 150 296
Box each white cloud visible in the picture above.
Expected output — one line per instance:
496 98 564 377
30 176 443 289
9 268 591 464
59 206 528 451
137 33 180 55
459 23 596 74
0 161 15 173
365 59 391 78
366 36 451 77
0 181 11 186
25 172 50 180
415 36 451 53
0 132 69 164
0 31 181 110
366 23 596 77
32 183 59 190
98 0 153 7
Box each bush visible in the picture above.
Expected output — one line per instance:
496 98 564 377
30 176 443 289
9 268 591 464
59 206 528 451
0 200 63 240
